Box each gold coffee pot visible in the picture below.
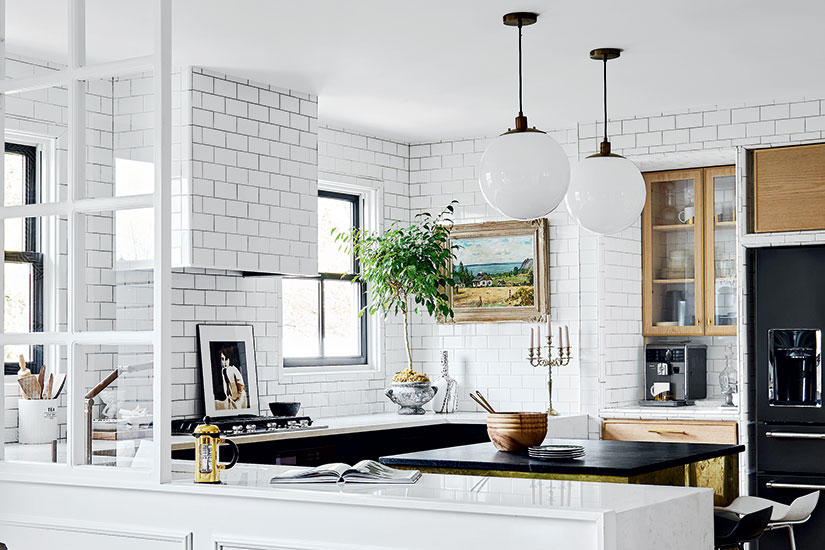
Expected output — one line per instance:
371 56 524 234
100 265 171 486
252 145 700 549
193 418 240 484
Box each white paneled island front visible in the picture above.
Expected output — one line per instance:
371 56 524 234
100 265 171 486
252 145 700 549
0 461 712 550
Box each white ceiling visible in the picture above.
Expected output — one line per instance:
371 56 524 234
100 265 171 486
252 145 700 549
8 0 825 142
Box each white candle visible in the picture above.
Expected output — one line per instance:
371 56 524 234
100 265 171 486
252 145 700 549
537 325 541 347
547 317 552 345
565 325 570 348
530 328 534 349
558 326 562 348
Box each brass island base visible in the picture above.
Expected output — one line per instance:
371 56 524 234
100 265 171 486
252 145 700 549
396 453 738 506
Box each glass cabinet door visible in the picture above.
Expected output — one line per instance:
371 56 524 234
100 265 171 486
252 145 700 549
704 166 737 335
643 169 705 335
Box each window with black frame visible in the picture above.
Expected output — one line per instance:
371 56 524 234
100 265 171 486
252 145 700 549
3 143 43 375
282 190 368 367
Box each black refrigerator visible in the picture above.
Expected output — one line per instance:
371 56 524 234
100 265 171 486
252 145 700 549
750 244 825 549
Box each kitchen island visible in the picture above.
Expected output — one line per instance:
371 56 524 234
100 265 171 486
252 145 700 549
380 439 744 505
0 460 714 550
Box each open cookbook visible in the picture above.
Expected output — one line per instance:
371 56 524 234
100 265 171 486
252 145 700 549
270 460 421 484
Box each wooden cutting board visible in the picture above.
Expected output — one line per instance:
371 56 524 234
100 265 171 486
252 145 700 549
18 374 41 400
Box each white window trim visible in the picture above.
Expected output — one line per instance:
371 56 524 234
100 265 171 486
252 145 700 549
279 178 385 377
3 131 58 381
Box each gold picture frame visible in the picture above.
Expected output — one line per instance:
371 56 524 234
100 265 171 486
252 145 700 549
443 219 550 323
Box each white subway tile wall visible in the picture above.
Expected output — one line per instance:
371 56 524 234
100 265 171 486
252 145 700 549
182 68 319 276
408 129 585 416
169 126 413 419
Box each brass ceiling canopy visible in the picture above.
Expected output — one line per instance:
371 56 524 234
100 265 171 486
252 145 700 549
503 12 538 26
500 12 544 134
589 48 622 62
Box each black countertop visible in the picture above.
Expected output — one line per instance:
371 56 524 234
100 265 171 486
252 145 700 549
380 439 745 477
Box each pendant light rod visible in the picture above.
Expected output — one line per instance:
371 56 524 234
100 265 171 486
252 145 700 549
602 56 608 142
589 48 622 156
503 12 538 133
518 19 523 116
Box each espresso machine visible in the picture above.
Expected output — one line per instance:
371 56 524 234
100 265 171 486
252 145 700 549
642 344 707 406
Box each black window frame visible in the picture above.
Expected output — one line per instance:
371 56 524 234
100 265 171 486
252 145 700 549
282 190 368 368
3 142 44 375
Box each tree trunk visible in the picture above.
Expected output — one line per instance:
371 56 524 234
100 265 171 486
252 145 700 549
402 304 413 372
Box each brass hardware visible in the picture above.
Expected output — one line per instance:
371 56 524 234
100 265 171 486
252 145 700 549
589 48 622 61
649 429 689 436
707 318 712 327
696 318 702 326
502 115 546 136
503 12 538 26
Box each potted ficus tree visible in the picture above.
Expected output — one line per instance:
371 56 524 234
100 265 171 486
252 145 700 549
334 201 458 414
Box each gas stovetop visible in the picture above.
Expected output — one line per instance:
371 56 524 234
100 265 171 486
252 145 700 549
171 415 327 436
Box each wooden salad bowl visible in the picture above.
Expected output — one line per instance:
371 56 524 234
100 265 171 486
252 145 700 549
486 412 548 452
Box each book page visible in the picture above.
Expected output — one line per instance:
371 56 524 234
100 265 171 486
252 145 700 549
344 460 421 482
271 463 351 482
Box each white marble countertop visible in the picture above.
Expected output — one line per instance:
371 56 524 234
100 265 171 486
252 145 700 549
0 459 714 550
169 460 710 521
600 399 740 421
171 411 590 450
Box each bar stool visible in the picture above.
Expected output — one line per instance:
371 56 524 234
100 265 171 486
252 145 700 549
714 506 773 549
716 491 820 550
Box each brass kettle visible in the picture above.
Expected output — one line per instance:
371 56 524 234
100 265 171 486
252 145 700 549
193 417 240 484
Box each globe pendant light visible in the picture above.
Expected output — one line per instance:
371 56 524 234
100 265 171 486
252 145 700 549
566 48 646 235
478 12 570 221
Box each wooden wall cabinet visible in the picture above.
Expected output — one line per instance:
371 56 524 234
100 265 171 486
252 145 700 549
753 143 825 233
642 166 737 336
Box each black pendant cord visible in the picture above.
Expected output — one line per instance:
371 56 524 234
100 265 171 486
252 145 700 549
602 57 608 142
517 19 524 116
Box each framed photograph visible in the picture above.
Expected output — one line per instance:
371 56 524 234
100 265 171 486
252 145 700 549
197 324 260 418
445 219 549 323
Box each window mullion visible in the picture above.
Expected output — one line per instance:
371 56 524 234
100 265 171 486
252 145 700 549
318 278 325 358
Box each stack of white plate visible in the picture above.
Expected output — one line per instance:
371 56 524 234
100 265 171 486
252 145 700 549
527 444 585 461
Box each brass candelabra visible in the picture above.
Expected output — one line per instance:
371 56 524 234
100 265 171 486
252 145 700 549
527 324 572 416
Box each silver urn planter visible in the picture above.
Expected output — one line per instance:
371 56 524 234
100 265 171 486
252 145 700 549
385 381 438 415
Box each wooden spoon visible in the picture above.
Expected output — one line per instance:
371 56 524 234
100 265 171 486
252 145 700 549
37 365 46 397
474 391 497 414
469 393 493 413
45 373 54 400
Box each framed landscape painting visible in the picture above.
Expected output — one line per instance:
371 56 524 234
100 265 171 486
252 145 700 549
444 219 549 323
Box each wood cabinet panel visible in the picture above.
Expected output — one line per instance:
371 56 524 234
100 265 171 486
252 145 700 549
642 169 705 336
602 419 738 445
754 143 825 233
704 165 737 336
642 166 737 336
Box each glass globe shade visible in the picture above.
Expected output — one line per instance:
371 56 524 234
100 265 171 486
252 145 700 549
478 131 570 220
566 154 646 235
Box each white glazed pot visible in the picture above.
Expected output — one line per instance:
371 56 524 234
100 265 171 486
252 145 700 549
385 382 438 415
18 399 59 444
